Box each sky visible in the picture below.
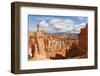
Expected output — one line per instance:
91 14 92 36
28 15 88 34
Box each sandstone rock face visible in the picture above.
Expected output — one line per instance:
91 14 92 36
28 31 78 60
28 31 47 60
78 25 88 57
66 39 80 58
28 25 88 60
66 25 88 58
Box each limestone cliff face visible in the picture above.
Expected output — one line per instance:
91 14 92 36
78 24 88 56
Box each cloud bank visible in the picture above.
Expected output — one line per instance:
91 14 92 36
37 18 87 34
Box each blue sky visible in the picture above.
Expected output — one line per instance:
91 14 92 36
28 15 88 34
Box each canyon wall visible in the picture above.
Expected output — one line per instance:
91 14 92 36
28 25 88 60
78 25 88 57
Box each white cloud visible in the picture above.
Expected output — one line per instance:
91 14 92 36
49 18 74 26
49 18 74 32
72 23 86 34
39 20 49 28
78 17 85 20
74 23 86 29
80 23 86 28
37 18 87 34
35 16 54 21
